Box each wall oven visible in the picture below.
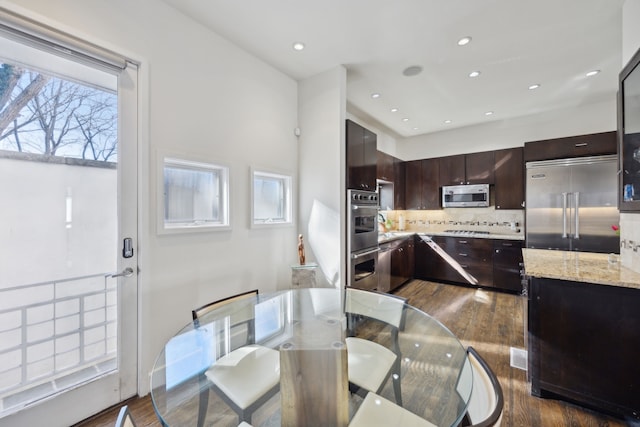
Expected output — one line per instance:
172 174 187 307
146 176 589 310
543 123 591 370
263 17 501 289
348 189 379 252
347 189 379 290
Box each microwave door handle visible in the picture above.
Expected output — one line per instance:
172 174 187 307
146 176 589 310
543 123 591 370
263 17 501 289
562 192 568 238
574 192 580 239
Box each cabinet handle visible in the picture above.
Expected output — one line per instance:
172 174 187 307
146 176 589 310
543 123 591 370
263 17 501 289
460 264 469 268
458 253 468 257
502 242 513 247
575 142 588 147
459 240 468 244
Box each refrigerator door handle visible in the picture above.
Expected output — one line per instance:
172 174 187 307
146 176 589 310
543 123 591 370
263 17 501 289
562 192 568 238
574 192 580 239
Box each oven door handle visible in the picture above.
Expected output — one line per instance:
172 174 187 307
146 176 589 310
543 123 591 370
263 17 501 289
351 247 381 259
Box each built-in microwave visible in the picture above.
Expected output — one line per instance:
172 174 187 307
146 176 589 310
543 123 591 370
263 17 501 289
442 184 490 208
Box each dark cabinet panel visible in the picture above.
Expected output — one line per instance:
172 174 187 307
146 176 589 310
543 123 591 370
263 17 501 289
346 119 376 190
528 278 640 419
492 240 523 292
523 131 616 162
414 235 493 287
405 158 440 210
466 151 495 184
390 238 412 291
439 152 494 186
377 150 395 181
394 159 406 210
494 147 524 209
404 160 423 210
362 127 377 189
438 154 466 186
422 158 440 209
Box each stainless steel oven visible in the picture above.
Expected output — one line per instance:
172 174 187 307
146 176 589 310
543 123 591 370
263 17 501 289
348 189 379 290
348 189 379 253
350 247 379 290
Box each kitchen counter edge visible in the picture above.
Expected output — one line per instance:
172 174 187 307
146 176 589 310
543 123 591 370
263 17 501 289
522 248 640 290
378 231 524 244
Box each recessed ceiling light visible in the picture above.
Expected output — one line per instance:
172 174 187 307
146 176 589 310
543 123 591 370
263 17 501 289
390 108 398 113
413 127 419 130
528 84 541 90
444 119 452 124
586 70 600 77
485 111 494 116
402 118 409 122
403 65 423 77
292 42 305 51
469 71 481 78
371 93 381 99
457 36 472 46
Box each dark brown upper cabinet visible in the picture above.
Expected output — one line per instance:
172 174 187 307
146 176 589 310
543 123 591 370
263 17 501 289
346 119 377 190
405 158 440 210
394 159 406 210
523 131 616 162
439 152 495 186
494 147 524 209
377 150 395 182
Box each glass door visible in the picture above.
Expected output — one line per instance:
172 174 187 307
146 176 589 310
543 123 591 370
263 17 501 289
0 30 138 426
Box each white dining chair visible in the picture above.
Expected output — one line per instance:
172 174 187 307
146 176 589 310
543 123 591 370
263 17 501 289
459 346 504 427
192 290 280 427
349 392 436 427
345 288 407 405
114 405 137 427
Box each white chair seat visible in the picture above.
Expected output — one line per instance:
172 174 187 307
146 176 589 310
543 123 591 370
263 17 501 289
349 392 437 427
205 344 280 409
346 337 397 392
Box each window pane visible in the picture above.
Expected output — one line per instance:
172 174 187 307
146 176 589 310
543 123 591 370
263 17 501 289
252 170 292 226
254 175 284 221
162 158 229 231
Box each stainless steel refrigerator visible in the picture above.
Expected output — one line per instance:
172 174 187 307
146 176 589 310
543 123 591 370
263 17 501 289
525 155 620 253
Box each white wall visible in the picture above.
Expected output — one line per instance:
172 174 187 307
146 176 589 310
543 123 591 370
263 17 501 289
2 0 300 398
298 67 347 287
397 98 616 160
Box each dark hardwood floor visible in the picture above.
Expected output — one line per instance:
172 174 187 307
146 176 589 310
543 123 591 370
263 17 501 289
75 280 630 427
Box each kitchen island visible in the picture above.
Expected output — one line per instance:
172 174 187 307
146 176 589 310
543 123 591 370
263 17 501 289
522 248 640 421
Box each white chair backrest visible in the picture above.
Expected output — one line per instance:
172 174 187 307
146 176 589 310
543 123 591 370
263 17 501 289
345 288 405 328
466 348 503 426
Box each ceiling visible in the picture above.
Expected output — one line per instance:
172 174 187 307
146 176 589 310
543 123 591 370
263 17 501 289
161 0 625 138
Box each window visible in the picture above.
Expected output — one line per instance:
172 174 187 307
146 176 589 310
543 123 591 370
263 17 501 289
251 169 293 227
159 155 230 233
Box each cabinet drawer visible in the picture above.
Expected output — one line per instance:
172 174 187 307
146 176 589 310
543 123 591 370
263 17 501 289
524 131 616 162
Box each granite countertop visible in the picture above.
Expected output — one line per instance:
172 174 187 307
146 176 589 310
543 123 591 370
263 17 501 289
522 248 640 290
378 231 524 244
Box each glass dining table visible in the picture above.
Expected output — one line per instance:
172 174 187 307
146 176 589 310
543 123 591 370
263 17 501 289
150 288 473 427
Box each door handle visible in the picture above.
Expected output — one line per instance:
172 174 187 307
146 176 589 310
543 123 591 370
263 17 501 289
562 192 568 238
574 192 580 239
111 267 135 278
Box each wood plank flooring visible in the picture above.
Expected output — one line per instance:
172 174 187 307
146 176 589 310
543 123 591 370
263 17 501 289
74 280 630 427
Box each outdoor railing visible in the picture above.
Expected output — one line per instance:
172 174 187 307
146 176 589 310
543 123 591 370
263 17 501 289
0 272 117 416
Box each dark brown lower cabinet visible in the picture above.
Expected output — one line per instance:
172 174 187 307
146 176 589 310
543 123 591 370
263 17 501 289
528 277 640 420
492 240 524 293
390 237 413 291
414 235 493 287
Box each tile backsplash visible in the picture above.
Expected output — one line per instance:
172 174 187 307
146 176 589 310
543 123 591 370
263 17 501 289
381 207 525 237
620 213 640 273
